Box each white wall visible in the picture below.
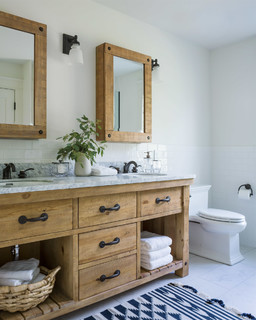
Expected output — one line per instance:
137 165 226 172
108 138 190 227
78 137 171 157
0 0 211 184
211 36 256 247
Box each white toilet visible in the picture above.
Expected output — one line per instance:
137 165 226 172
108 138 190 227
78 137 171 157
189 185 247 265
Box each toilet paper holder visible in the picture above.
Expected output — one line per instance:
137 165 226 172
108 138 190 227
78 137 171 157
238 184 253 197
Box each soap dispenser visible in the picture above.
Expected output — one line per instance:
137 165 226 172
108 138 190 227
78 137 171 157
144 151 153 174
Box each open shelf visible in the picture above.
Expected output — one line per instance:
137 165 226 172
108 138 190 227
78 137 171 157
0 290 73 320
140 259 183 279
0 236 76 320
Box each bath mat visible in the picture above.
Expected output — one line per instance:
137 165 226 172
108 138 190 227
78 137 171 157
83 283 255 320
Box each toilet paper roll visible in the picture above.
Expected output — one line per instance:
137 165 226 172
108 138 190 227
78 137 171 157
238 189 251 200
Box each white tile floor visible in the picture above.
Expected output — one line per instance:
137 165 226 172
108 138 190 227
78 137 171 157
56 246 256 319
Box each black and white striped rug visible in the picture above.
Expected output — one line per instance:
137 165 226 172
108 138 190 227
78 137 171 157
84 283 255 320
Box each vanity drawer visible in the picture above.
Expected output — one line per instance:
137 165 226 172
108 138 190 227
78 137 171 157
79 254 136 300
140 187 182 216
0 199 72 241
79 223 136 264
79 192 136 227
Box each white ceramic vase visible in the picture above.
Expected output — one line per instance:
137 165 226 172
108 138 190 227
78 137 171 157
75 154 92 176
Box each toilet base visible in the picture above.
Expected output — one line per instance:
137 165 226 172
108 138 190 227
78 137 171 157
189 221 244 265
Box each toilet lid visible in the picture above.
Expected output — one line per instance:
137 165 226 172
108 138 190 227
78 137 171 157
198 208 245 223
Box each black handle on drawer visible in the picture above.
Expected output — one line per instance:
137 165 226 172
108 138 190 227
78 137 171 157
99 237 120 248
18 212 48 224
99 203 120 213
98 270 120 282
155 196 171 204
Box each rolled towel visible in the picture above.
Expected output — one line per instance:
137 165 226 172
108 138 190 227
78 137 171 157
141 254 173 271
141 231 172 251
141 246 171 261
91 166 118 176
0 258 39 281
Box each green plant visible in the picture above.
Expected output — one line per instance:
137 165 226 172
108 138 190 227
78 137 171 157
57 115 105 166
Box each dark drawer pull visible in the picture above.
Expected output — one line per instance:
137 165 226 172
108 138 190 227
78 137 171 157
18 212 48 225
99 237 120 248
98 270 120 282
155 196 171 204
99 203 120 213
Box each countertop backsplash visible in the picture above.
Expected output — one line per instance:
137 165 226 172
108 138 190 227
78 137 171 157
0 142 168 178
0 160 167 178
0 162 74 178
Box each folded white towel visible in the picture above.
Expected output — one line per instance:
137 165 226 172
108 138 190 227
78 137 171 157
0 268 41 286
25 267 40 283
0 258 39 281
31 272 45 284
141 246 171 261
91 166 118 176
0 278 25 286
141 254 173 271
141 231 172 251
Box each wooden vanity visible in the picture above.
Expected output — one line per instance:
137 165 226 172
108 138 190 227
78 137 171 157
0 176 193 320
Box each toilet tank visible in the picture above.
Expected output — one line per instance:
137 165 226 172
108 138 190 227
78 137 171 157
189 185 211 216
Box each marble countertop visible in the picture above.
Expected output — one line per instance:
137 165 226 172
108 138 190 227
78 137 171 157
0 173 195 195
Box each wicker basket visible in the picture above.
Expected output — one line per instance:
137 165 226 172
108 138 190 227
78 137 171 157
0 265 61 313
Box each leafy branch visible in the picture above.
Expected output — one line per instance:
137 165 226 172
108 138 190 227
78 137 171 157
57 115 105 165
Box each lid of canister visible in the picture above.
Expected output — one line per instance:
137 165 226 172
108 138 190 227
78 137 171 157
198 208 245 223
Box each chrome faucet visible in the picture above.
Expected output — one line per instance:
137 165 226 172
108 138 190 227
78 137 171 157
123 161 141 173
2 163 16 179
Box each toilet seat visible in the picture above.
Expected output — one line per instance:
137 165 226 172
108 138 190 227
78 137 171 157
198 208 245 223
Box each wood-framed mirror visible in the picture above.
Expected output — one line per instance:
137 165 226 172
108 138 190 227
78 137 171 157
0 11 47 139
96 43 152 143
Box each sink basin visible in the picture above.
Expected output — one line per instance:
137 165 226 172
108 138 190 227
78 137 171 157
137 173 167 176
118 174 139 179
117 173 167 180
121 173 167 177
0 179 53 187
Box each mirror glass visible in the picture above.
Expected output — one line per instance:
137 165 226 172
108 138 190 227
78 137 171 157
113 56 144 133
0 26 34 126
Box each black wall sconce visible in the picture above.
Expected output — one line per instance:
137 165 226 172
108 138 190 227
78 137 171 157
152 58 160 71
63 34 83 64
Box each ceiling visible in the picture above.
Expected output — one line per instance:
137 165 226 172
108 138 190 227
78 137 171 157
92 0 256 49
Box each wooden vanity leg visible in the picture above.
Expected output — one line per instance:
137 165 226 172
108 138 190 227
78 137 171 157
136 222 141 279
73 235 79 301
175 185 190 277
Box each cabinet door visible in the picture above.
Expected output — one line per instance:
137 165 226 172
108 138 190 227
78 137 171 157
79 192 136 227
79 254 136 300
140 187 182 216
79 223 136 264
